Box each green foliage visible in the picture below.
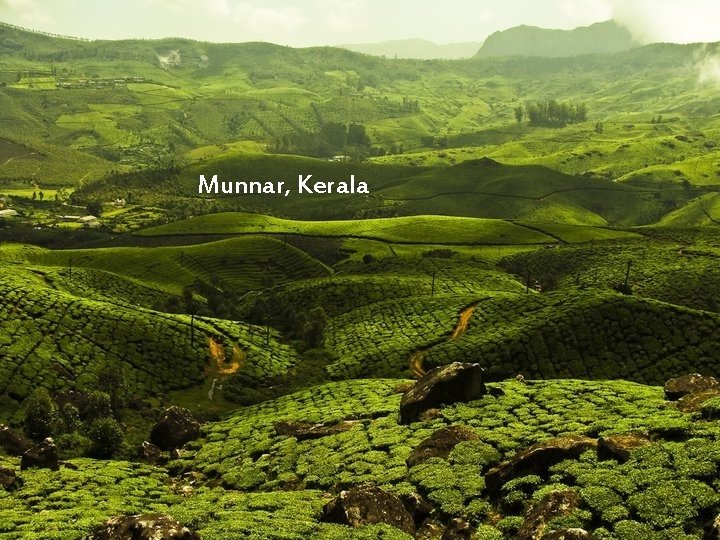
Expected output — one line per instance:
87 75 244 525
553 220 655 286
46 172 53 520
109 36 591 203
87 417 125 458
23 387 59 441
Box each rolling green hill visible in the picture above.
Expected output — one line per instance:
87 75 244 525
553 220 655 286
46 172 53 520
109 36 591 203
2 20 720 202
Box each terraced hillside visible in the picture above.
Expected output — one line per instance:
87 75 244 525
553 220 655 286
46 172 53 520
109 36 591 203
0 263 298 419
499 232 720 312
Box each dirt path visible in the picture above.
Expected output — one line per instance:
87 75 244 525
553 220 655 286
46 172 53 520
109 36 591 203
409 302 479 378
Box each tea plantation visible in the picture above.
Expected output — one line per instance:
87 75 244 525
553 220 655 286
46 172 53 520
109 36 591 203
5 378 720 539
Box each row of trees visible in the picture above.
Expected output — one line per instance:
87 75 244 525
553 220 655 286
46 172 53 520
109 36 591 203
269 121 372 158
515 100 588 127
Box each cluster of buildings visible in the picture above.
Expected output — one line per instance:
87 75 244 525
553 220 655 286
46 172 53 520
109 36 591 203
55 76 145 89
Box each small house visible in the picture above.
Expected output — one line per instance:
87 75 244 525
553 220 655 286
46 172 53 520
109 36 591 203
77 215 100 228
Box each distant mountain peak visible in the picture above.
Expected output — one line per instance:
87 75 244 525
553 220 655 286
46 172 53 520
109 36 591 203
475 20 641 58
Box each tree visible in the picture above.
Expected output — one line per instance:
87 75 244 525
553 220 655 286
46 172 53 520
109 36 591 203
514 105 524 123
86 201 103 216
87 417 124 458
23 388 59 441
303 306 328 349
96 361 128 415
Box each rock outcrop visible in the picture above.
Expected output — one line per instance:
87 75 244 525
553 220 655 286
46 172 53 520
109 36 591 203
0 466 21 491
485 436 597 497
274 420 363 440
400 362 486 424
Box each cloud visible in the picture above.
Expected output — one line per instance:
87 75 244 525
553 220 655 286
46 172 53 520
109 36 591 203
609 0 720 44
230 2 307 33
317 0 366 34
0 0 54 27
695 45 720 85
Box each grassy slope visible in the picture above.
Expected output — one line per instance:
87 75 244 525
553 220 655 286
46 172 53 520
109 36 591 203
138 212 555 245
5 236 330 296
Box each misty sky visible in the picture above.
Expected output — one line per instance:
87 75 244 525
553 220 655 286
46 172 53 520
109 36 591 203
0 0 719 47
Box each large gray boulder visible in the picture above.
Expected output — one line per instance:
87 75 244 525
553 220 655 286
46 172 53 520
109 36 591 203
20 437 59 471
150 407 200 451
85 513 200 539
0 466 21 491
664 374 720 401
485 436 597 497
322 485 415 535
0 424 32 456
400 362 486 424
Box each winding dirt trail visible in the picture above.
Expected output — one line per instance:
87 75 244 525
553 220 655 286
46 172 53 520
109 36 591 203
409 302 478 378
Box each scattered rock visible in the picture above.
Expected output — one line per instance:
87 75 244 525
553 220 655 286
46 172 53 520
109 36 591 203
416 518 445 539
517 490 581 540
485 436 597 497
85 513 200 540
676 390 720 413
705 513 720 539
419 408 442 422
322 485 415 535
400 492 434 526
544 528 594 539
664 374 720 401
0 424 32 456
274 420 363 440
441 517 473 540
20 438 59 471
399 362 486 424
597 433 652 463
406 425 479 467
0 466 21 491
149 406 201 451
141 441 163 464
488 386 505 398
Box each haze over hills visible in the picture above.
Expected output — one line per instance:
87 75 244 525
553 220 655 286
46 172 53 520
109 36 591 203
476 20 641 58
338 39 483 59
